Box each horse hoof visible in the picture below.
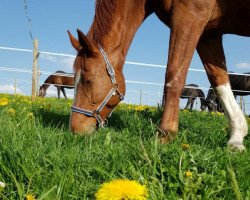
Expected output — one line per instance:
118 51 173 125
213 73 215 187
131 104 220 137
227 142 246 152
159 136 171 144
158 131 177 144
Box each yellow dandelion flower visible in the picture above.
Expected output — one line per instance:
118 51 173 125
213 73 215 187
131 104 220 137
217 112 224 116
27 112 34 118
181 143 190 150
7 108 16 115
128 106 133 110
95 179 148 200
135 106 147 112
26 194 36 200
183 109 189 113
0 98 8 106
185 170 192 178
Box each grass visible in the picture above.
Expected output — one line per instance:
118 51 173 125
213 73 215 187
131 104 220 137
0 94 249 199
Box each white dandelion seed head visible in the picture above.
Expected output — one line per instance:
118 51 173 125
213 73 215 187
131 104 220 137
0 181 6 188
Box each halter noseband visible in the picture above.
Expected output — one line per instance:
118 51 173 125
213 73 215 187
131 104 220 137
71 45 124 128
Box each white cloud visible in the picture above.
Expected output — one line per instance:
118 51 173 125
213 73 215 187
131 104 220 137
0 84 24 94
40 54 75 72
40 54 58 62
45 88 58 97
45 87 74 99
60 57 75 71
235 62 250 69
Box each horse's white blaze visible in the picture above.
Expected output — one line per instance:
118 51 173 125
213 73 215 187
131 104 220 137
215 83 248 150
69 72 81 130
74 72 81 102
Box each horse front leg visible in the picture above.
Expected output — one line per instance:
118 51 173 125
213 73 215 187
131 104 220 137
57 86 61 99
61 87 67 99
184 98 192 109
160 3 208 143
190 98 195 110
197 35 248 151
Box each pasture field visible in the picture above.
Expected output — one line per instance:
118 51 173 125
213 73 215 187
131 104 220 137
0 94 249 200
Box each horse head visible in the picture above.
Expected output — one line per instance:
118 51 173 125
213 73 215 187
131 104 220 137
39 86 46 98
68 29 125 135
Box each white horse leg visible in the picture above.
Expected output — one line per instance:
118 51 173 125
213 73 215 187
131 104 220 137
197 34 248 150
216 83 248 150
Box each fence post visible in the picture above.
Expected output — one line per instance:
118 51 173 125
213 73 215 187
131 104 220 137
31 39 38 101
158 85 162 107
139 89 142 105
239 96 243 111
243 98 246 114
37 65 40 96
14 78 17 95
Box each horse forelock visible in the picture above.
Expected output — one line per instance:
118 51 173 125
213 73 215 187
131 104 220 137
88 0 117 46
73 59 78 73
73 54 83 74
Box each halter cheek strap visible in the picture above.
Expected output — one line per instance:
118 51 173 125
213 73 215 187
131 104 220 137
71 45 124 128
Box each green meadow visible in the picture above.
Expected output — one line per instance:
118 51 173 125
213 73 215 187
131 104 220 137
0 94 249 199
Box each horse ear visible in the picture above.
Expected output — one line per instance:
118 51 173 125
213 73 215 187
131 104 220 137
76 29 94 56
67 30 82 51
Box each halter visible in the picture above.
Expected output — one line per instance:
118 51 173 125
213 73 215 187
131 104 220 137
71 45 124 128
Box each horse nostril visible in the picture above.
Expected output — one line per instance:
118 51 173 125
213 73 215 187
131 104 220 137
70 116 97 135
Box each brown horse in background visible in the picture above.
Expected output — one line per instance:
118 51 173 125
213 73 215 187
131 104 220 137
206 72 250 112
68 0 250 151
39 71 74 99
180 84 206 110
230 72 250 96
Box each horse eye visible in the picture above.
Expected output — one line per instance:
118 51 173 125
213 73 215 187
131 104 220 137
81 78 91 86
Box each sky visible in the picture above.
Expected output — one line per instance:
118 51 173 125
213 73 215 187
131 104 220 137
0 1 250 111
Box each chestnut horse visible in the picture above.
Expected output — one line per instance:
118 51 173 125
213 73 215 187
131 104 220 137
68 0 250 150
39 71 74 99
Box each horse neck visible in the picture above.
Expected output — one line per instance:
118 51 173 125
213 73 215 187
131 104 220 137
197 89 206 106
42 76 53 91
87 0 152 70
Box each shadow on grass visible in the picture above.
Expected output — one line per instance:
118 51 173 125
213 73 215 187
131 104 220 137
35 106 163 133
107 111 128 130
108 107 163 131
36 109 70 130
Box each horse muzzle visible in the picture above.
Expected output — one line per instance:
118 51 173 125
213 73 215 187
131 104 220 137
70 112 97 135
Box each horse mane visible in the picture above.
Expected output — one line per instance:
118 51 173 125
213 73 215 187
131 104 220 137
54 70 66 74
87 0 117 46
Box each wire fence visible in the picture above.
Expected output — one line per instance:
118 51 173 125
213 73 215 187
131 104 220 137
0 46 249 113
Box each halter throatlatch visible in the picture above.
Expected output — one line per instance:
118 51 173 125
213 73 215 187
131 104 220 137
71 45 124 128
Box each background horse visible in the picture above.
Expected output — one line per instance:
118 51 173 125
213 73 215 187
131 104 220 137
180 84 206 110
68 0 250 150
206 87 224 112
206 72 250 111
230 72 250 96
39 71 74 99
